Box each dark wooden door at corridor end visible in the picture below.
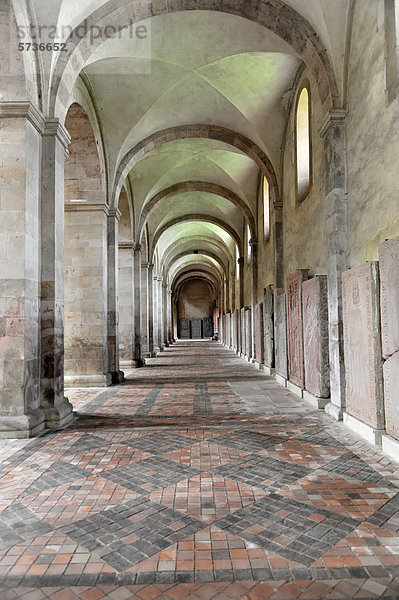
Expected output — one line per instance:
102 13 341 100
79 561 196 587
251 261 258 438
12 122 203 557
179 317 214 339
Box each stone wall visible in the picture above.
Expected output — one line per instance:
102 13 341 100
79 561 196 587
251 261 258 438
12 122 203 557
281 70 327 280
178 279 214 320
346 1 399 265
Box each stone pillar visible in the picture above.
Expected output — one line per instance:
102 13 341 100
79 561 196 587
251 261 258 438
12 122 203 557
141 262 150 358
319 110 348 420
157 278 164 350
152 271 160 354
133 244 145 367
240 307 246 356
167 289 173 343
162 283 169 347
107 208 124 383
0 103 45 437
379 237 399 455
231 270 236 312
238 257 244 309
263 285 274 373
40 120 73 427
64 202 110 387
250 239 258 359
118 242 135 368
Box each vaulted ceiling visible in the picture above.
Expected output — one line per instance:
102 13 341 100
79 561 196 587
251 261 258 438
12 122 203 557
34 0 350 293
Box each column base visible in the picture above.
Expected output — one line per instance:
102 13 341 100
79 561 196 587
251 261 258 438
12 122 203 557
275 373 287 387
64 373 112 388
303 391 330 410
287 381 303 398
120 360 136 369
0 408 46 439
343 412 383 446
324 401 344 421
262 365 275 376
44 397 74 429
111 370 125 384
382 433 399 461
134 358 146 367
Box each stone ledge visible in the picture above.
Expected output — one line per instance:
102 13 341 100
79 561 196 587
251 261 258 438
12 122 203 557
287 381 303 398
343 412 384 446
44 398 74 429
303 390 330 410
382 433 399 462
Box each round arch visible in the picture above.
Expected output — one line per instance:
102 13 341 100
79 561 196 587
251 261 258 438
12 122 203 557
137 181 256 241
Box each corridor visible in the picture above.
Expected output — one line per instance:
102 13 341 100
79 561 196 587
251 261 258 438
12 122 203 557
1 342 399 599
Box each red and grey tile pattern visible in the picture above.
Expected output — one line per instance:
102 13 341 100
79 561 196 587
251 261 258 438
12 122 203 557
1 340 399 599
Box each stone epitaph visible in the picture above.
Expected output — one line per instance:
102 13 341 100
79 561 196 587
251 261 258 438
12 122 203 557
379 236 399 440
240 307 246 356
236 309 241 353
379 236 399 359
254 303 264 364
302 276 330 398
342 263 384 430
263 286 274 369
286 270 308 388
245 308 252 358
275 293 288 379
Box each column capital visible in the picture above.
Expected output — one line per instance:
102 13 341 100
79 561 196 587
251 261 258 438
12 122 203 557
64 201 110 215
148 263 155 270
0 101 45 134
319 109 347 139
108 207 121 221
134 242 142 252
237 257 244 265
249 238 258 247
118 241 135 250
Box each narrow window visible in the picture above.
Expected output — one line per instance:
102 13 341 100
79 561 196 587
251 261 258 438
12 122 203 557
247 225 251 262
296 86 311 203
263 176 270 241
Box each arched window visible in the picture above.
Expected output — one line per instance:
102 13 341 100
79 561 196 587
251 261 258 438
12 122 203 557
247 225 251 262
296 86 311 203
263 176 270 241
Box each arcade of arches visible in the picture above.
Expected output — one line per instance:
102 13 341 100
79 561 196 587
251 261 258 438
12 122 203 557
2 1 399 596
1 0 399 451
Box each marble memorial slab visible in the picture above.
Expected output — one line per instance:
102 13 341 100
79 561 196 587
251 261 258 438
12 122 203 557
342 262 384 429
263 285 274 369
286 270 308 388
275 293 288 379
379 236 399 359
302 276 330 398
384 351 399 439
255 302 264 363
245 308 252 357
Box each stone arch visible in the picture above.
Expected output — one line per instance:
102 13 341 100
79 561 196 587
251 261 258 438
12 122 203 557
50 0 338 121
167 250 228 279
137 181 256 242
161 236 233 273
150 215 242 261
114 125 278 210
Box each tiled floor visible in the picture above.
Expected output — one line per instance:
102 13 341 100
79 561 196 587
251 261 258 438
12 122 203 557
2 341 399 599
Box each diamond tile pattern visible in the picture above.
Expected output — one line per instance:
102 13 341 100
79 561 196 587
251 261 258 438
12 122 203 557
1 340 399 598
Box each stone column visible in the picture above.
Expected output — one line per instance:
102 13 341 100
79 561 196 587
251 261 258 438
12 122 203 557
162 283 169 347
133 244 145 367
157 277 163 351
40 120 73 427
319 110 348 420
0 103 45 437
238 257 244 309
151 270 160 354
118 242 135 368
141 262 150 358
64 202 110 387
107 208 124 383
250 239 258 360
